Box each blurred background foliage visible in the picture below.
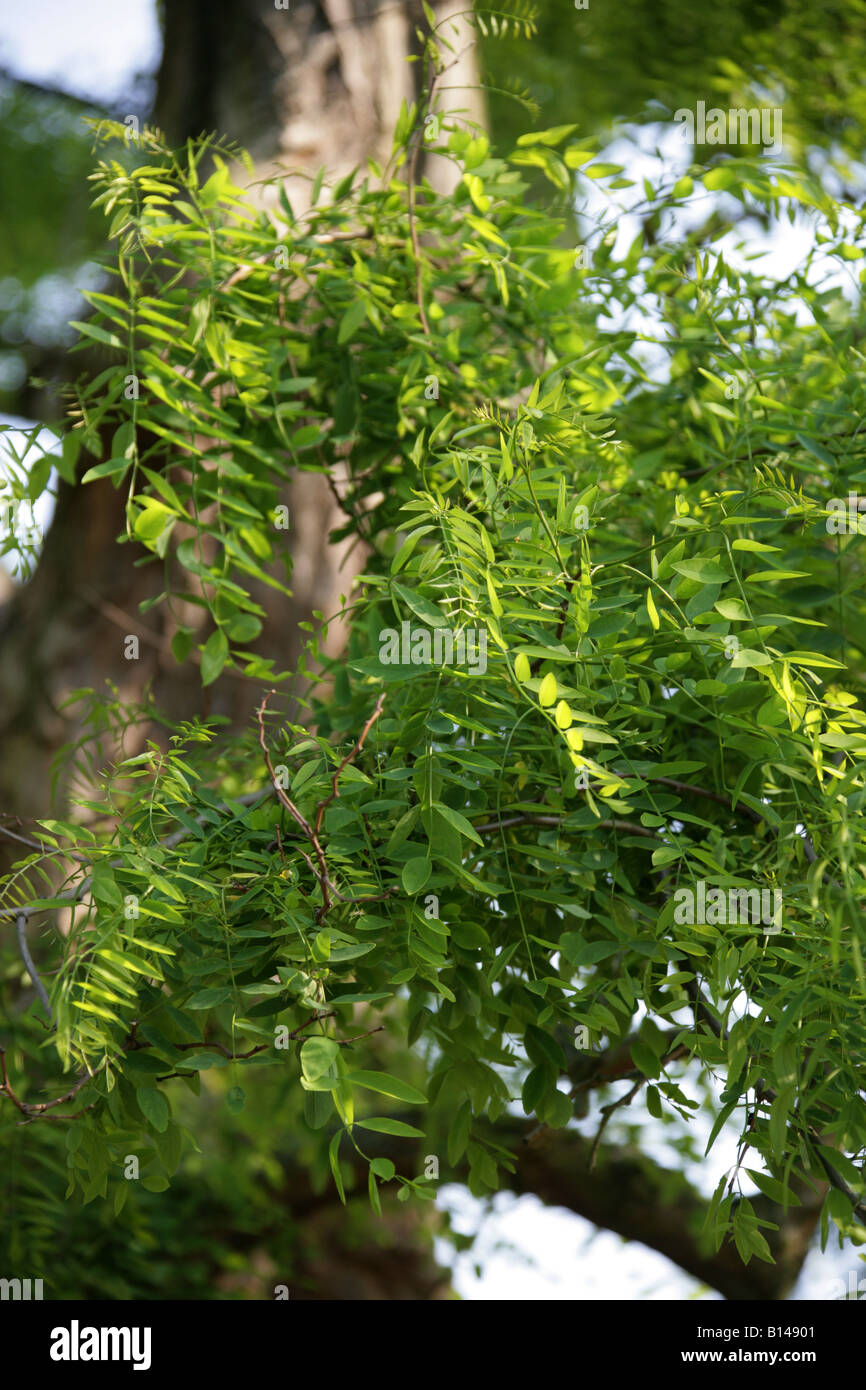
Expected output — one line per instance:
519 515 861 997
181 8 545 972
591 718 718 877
482 0 866 172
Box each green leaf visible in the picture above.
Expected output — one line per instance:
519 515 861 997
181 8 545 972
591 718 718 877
81 457 131 485
402 856 432 894
174 1052 226 1070
630 1040 661 1079
769 1088 792 1160
368 1166 382 1215
329 1130 346 1203
646 588 660 630
525 1024 565 1071
226 1085 245 1114
447 1102 472 1165
185 986 232 1010
136 1086 169 1133
167 626 193 667
391 581 448 628
338 299 368 344
201 628 229 685
796 433 835 467
431 801 483 846
356 1116 425 1138
731 539 781 553
304 1089 333 1130
745 1168 800 1206
671 558 729 584
370 1157 396 1181
538 671 558 707
516 124 577 147
301 1036 340 1082
345 1069 428 1105
69 320 123 350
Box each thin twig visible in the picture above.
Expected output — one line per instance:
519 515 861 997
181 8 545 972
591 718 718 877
589 1077 645 1171
0 823 89 863
471 814 660 840
258 689 386 922
256 692 316 840
0 1046 93 1117
313 691 386 837
15 914 53 1021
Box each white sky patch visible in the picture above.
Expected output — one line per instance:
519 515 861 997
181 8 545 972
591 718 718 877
0 0 160 104
574 121 865 387
0 415 59 575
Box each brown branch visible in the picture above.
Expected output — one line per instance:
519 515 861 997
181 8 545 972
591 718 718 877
498 1119 823 1301
589 1076 645 1170
81 589 253 682
472 813 661 841
256 691 335 916
0 822 89 863
313 691 386 837
654 776 763 823
256 691 316 841
15 913 53 1021
568 1031 690 1096
333 1025 385 1046
175 1041 269 1060
0 1046 94 1117
3 1010 375 1118
310 226 374 245
646 773 836 882
258 690 387 922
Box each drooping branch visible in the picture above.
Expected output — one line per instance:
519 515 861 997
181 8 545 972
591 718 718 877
0 1046 94 1122
257 688 387 920
15 913 53 1021
313 690 386 837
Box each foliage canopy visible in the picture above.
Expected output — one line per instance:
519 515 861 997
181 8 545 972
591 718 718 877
4 25 866 1286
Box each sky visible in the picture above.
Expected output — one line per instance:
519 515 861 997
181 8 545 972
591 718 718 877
0 0 862 1302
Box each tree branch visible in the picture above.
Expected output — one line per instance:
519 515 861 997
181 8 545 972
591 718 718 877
15 913 53 1021
499 1120 823 1301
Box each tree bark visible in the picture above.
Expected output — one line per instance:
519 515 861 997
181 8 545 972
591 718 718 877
505 1126 823 1301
